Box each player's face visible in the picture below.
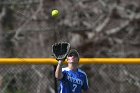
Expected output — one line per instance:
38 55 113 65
67 56 79 63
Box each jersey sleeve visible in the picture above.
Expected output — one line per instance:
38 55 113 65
82 73 89 91
60 68 67 81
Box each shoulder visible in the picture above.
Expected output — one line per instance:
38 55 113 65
78 69 87 77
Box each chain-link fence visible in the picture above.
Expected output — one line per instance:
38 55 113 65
0 65 55 93
0 64 140 93
85 64 140 93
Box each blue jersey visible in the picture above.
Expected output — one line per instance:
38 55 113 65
58 67 89 93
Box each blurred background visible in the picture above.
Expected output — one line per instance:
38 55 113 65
0 0 140 93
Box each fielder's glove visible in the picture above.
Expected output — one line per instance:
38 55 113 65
52 42 70 61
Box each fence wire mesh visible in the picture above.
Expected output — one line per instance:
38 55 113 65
87 64 140 93
0 64 139 93
0 65 55 93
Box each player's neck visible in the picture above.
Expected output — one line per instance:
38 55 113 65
68 64 78 71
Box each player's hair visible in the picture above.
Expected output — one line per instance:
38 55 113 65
67 49 80 60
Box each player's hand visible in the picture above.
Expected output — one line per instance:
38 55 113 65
58 60 64 65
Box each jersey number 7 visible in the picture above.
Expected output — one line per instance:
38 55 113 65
72 84 77 92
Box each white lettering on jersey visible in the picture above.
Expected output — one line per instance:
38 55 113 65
67 75 83 86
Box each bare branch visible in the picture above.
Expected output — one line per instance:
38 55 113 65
0 7 6 21
95 14 111 32
14 0 43 40
106 20 130 35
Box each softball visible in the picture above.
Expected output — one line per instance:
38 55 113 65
51 9 59 17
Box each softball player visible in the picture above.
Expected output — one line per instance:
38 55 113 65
55 49 89 93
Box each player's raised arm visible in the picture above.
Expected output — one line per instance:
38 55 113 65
55 60 64 79
52 42 70 79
